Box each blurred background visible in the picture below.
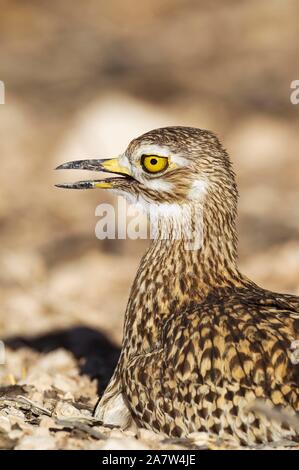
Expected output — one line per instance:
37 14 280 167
0 0 299 393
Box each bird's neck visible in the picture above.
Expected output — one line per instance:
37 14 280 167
122 198 247 357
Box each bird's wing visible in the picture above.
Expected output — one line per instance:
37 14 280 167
123 288 299 439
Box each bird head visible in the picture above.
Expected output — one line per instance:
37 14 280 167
56 126 238 215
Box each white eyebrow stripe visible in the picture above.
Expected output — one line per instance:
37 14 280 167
136 144 169 157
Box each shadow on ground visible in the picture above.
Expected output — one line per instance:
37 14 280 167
5 326 120 394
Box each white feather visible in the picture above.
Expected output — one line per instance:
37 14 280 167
187 179 209 200
144 179 173 191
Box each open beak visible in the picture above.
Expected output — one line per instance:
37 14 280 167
55 158 133 189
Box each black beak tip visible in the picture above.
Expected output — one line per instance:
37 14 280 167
55 162 69 170
54 182 77 189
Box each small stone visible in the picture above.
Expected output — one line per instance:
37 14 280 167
63 392 75 401
29 391 44 403
55 401 83 418
22 371 53 392
5 407 25 419
39 416 57 429
8 428 24 440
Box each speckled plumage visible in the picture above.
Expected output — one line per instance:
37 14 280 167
59 127 299 446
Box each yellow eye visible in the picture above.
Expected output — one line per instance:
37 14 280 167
141 155 169 174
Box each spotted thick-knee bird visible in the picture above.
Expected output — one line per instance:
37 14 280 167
56 126 299 446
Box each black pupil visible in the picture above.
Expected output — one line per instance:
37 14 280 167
150 158 158 165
